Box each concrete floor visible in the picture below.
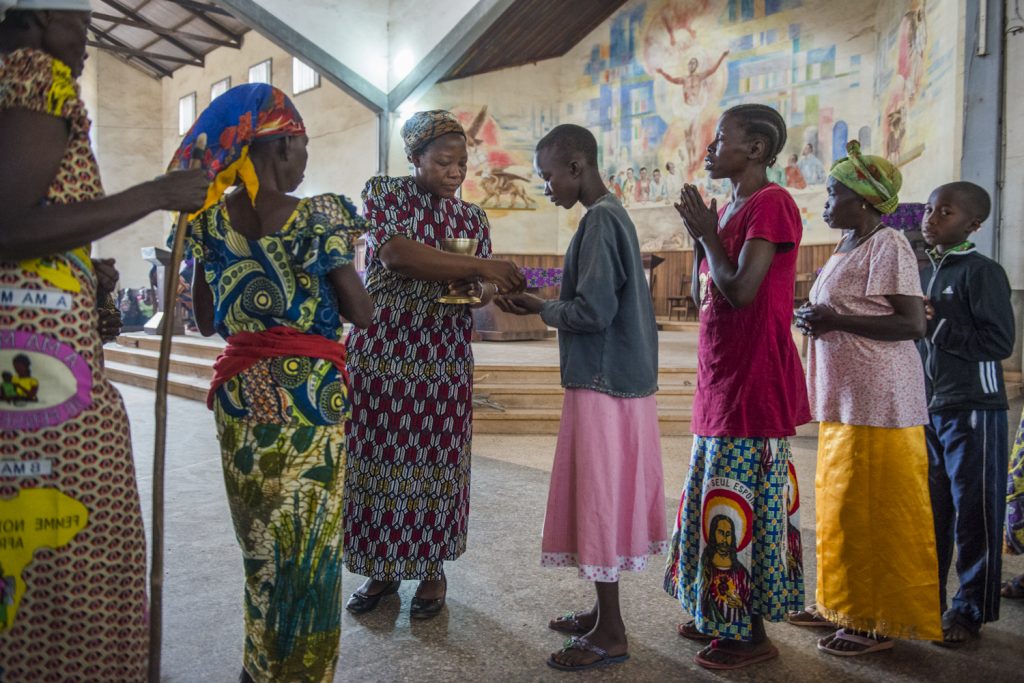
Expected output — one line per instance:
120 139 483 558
121 383 1024 683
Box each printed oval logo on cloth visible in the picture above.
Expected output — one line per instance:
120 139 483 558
0 330 92 430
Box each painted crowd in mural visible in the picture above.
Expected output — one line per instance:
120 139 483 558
430 0 956 253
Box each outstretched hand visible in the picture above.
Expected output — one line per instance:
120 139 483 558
674 184 718 243
480 259 527 295
151 169 208 212
494 292 544 315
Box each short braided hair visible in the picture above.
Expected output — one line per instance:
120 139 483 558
723 104 788 167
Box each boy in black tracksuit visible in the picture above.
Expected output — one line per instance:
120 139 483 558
918 182 1016 646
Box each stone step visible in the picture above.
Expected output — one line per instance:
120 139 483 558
109 337 698 386
105 362 819 438
471 406 693 436
115 333 225 360
105 360 208 402
104 345 214 379
475 383 695 409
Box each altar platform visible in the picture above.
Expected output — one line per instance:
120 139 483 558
104 327 1020 437
105 325 703 435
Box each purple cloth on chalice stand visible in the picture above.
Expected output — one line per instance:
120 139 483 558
522 267 563 291
882 202 928 266
881 203 926 231
471 266 563 341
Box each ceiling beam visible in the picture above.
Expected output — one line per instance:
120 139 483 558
85 40 204 66
90 11 237 48
100 0 204 62
386 0 517 112
88 24 173 78
169 0 244 44
164 0 234 17
213 0 387 113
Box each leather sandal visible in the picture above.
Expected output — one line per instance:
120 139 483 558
345 580 401 614
410 575 447 620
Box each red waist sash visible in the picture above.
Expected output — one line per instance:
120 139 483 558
207 326 347 409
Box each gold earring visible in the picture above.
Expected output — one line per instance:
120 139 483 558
861 203 867 210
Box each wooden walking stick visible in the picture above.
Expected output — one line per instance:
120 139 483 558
149 133 207 682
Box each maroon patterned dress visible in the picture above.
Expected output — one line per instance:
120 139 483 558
343 175 491 581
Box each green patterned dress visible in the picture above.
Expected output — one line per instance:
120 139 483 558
186 193 363 682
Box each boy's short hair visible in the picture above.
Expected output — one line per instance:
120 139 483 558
937 181 992 222
536 124 598 166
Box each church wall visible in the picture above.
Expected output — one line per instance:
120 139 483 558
82 50 167 290
401 0 964 253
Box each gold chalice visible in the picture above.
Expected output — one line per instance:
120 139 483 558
437 237 481 305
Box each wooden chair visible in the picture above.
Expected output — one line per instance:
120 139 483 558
667 277 695 321
793 272 815 308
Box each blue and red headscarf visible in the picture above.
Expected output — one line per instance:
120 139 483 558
169 83 306 218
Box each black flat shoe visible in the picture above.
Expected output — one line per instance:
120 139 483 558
345 580 401 614
410 576 447 620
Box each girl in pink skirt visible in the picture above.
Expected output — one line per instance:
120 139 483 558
497 124 665 672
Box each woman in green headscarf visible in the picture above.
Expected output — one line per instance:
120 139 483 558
795 141 940 656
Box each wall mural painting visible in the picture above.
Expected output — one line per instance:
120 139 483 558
453 105 543 212
556 0 954 249
869 0 955 203
429 0 956 252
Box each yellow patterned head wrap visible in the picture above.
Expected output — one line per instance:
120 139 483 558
401 110 465 157
829 140 902 215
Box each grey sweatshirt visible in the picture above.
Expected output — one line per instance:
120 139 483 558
540 194 659 398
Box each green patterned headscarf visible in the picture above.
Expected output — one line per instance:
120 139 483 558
829 140 902 215
401 110 465 156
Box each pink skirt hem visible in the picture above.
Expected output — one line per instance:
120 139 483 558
540 389 667 582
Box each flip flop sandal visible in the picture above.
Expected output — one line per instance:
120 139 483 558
817 628 894 657
549 610 591 635
1001 576 1024 599
546 636 630 672
694 640 779 670
677 620 714 642
787 606 835 628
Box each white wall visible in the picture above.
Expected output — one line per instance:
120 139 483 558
386 0 483 90
85 50 166 289
253 0 389 91
1000 5 1024 372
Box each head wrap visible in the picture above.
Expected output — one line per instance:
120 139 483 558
169 83 306 218
0 0 92 21
828 140 902 215
401 110 465 157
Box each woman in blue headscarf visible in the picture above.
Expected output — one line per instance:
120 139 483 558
170 83 371 683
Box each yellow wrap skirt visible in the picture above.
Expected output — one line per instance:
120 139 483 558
815 422 942 640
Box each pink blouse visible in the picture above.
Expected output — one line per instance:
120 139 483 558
805 228 927 428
